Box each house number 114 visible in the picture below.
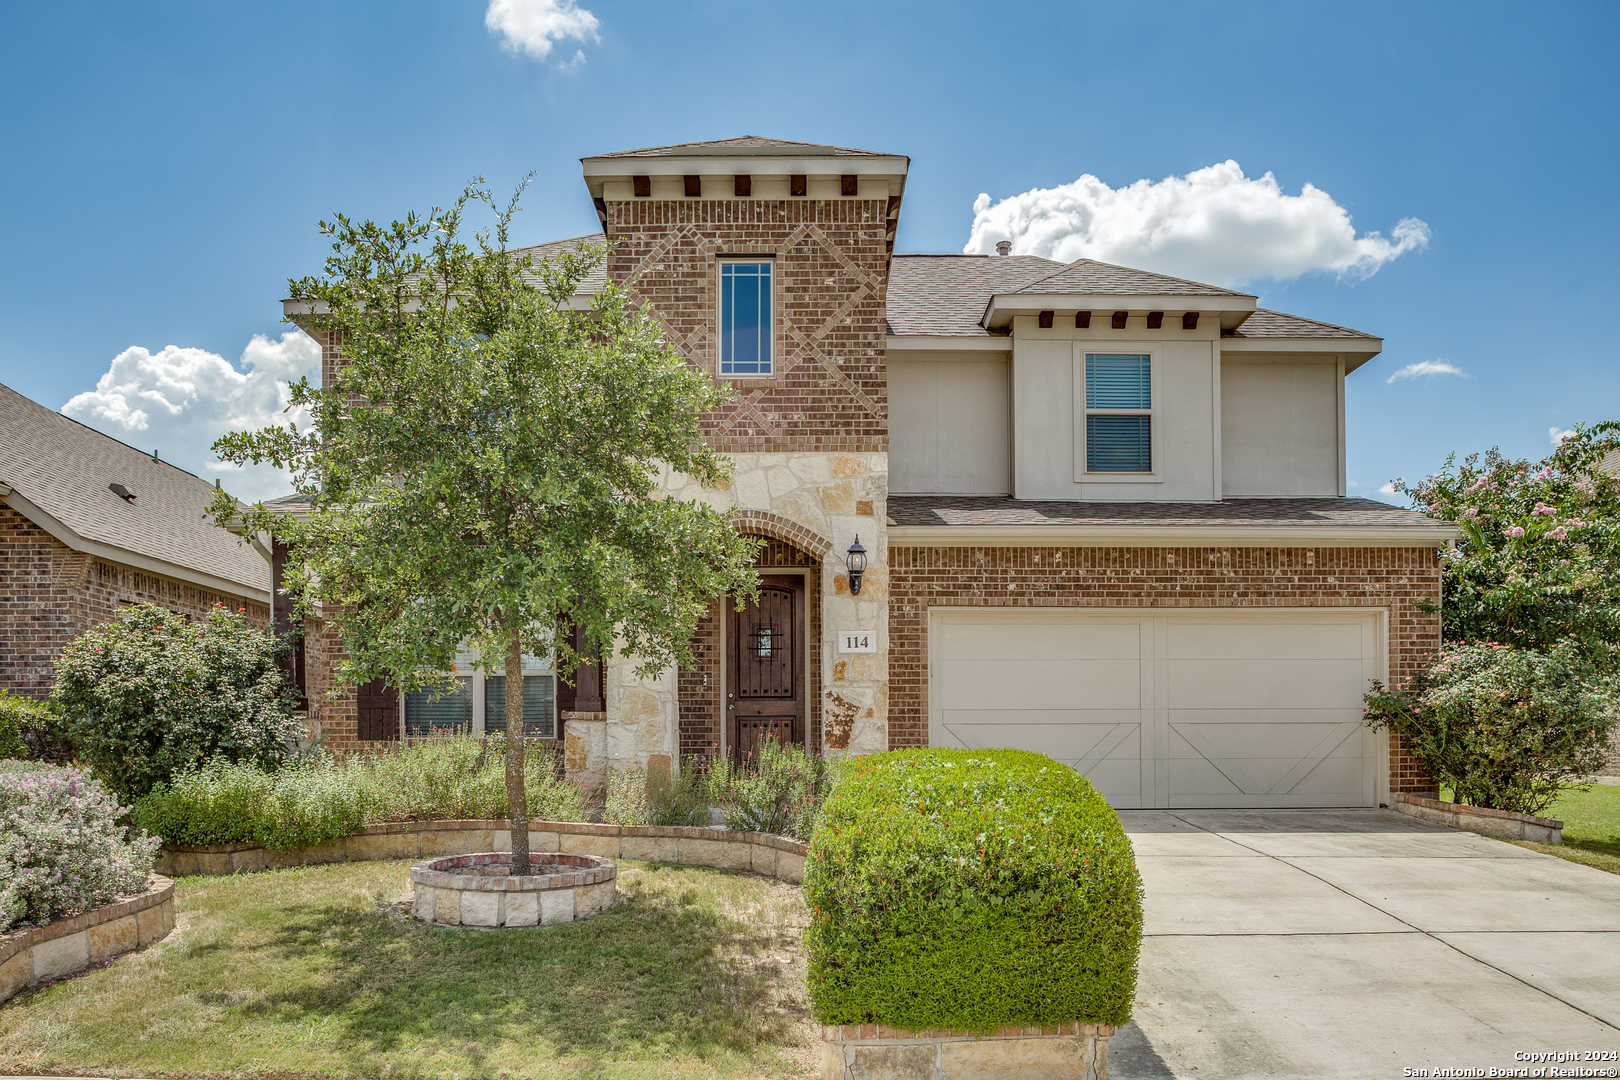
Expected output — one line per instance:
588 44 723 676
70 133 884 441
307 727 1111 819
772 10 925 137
838 632 876 653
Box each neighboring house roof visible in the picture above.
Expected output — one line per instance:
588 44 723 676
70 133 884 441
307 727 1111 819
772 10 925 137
887 495 1456 546
1598 448 1620 475
509 232 609 296
588 136 893 159
886 255 1064 337
1012 259 1246 298
1224 309 1376 340
0 382 269 601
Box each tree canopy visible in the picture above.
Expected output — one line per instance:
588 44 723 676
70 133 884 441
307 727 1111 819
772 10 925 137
213 180 760 869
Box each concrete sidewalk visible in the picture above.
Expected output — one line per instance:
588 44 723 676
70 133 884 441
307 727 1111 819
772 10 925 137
1113 809 1620 1079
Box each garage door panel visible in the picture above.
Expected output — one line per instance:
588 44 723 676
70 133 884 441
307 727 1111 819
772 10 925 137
938 619 1142 661
1167 659 1366 709
1168 620 1365 660
929 610 1379 809
941 659 1141 710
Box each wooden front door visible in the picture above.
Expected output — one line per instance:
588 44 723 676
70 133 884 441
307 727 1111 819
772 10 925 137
728 575 805 761
356 677 399 741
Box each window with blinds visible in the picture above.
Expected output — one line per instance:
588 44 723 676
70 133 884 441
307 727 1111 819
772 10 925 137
1084 353 1152 473
485 674 557 739
404 676 473 736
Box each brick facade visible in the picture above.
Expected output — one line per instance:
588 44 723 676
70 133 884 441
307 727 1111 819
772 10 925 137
887 544 1442 794
604 199 890 454
0 506 269 698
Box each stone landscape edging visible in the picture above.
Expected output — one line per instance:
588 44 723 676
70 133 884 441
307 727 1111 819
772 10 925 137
819 1021 1115 1080
0 875 176 1004
156 820 809 883
410 852 619 928
1392 792 1564 843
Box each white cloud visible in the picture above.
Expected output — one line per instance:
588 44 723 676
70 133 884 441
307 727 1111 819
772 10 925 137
62 330 320 503
1550 426 1577 445
1386 359 1467 385
485 0 599 62
963 160 1430 287
1378 482 1399 496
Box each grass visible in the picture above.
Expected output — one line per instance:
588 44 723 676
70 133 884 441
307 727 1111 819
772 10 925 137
0 860 816 1079
1500 783 1620 876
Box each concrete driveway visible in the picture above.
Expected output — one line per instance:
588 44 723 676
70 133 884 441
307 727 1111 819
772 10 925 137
1113 809 1620 1079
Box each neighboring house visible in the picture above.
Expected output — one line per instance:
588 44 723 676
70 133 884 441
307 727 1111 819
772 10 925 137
280 136 1454 809
0 382 271 699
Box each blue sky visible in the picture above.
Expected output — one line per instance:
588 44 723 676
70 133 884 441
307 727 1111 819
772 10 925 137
1 1 1615 501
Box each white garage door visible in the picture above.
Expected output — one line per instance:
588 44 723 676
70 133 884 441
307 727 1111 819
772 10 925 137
929 610 1382 809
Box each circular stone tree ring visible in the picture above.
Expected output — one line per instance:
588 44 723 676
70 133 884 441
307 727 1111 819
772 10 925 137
409 852 618 928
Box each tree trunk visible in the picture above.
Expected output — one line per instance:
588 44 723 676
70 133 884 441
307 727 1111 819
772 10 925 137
505 621 531 874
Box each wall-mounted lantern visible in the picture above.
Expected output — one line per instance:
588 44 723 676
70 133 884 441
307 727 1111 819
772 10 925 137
845 536 868 596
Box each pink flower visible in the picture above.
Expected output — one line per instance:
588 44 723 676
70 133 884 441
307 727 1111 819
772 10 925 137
1550 526 1568 540
1508 526 1526 539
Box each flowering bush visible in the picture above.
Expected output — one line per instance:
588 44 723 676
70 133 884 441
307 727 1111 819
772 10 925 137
0 762 159 932
1364 642 1618 815
705 738 838 839
1392 422 1620 668
53 603 302 801
130 736 584 850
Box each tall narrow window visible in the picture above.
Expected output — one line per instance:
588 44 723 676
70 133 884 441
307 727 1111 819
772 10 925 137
486 673 557 739
720 261 773 377
1085 353 1152 472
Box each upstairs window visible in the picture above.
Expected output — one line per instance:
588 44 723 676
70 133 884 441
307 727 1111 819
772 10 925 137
719 261 773 377
1084 353 1152 473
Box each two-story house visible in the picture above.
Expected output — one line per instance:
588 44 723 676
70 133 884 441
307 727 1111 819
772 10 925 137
282 136 1451 809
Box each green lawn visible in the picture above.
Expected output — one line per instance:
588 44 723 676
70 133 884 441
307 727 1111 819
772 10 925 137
1507 783 1620 875
0 860 817 1079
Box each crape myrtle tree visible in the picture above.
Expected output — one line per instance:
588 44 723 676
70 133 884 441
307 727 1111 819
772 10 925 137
1393 421 1620 669
212 180 760 873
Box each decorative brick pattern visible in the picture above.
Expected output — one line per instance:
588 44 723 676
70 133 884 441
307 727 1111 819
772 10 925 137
887 544 1442 793
604 199 891 454
1 506 268 697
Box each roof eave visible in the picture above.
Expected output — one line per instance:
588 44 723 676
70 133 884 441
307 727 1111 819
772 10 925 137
982 293 1259 330
1221 335 1384 371
888 522 1459 548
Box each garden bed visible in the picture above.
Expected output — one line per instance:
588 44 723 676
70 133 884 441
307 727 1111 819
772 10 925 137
156 818 808 883
0 876 175 1004
1393 792 1564 843
0 859 817 1079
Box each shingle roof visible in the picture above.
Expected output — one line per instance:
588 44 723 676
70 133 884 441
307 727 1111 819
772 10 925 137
886 255 1064 337
888 495 1440 529
0 382 269 597
1013 259 1247 298
509 233 609 295
590 136 894 159
1224 309 1376 340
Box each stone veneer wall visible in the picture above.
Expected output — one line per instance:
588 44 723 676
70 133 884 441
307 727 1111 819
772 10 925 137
0 876 176 1004
0 506 268 698
887 544 1442 793
155 819 809 884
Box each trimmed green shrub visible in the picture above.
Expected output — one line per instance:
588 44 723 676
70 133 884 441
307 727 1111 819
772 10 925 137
53 603 302 801
131 736 585 850
1364 641 1618 815
0 692 73 764
804 749 1142 1031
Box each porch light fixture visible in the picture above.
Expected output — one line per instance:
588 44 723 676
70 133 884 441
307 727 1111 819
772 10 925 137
845 536 868 596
